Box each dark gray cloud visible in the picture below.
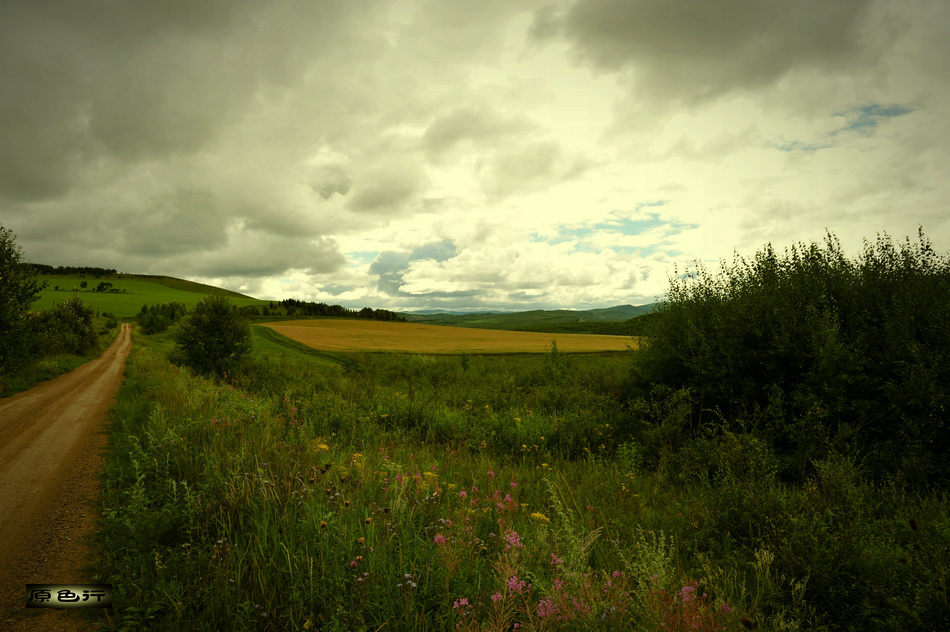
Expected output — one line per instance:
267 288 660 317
531 0 892 104
423 105 539 162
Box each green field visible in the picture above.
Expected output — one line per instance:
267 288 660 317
33 275 267 318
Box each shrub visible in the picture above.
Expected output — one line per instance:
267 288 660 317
29 294 97 356
629 228 950 485
0 224 46 374
172 295 251 377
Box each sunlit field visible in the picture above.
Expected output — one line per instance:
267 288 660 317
259 318 638 353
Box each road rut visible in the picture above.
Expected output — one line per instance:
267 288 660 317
0 323 132 631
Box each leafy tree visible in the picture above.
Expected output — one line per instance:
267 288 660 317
80 280 88 289
0 225 46 375
629 228 950 485
30 294 97 356
172 295 251 377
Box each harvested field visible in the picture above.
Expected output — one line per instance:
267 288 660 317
258 319 638 353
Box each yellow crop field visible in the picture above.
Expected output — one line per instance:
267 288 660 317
258 319 638 353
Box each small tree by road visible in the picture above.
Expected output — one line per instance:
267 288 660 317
0 225 46 375
172 295 251 377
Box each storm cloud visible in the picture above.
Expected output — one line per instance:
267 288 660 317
1 0 947 310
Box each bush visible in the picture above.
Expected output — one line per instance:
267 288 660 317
29 294 97 356
630 228 950 485
172 295 251 377
0 225 46 375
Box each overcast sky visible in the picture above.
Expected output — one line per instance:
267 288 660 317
3 0 948 311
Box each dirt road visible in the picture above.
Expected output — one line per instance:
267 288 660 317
0 323 132 631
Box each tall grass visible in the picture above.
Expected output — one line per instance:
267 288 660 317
92 327 949 631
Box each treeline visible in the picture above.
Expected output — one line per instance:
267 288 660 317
267 298 404 321
30 263 118 277
137 302 188 335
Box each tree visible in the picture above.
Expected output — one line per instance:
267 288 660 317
172 295 251 377
80 280 88 289
0 225 46 375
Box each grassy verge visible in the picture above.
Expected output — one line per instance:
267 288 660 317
0 316 120 398
92 329 949 631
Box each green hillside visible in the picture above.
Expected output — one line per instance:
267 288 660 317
33 274 267 318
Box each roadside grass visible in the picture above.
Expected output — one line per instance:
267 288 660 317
0 315 120 398
93 329 950 631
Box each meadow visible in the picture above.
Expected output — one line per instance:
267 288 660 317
34 275 267 318
259 319 637 353
90 320 949 631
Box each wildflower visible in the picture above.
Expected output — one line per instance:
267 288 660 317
504 530 523 550
434 533 447 546
722 604 732 612
510 481 517 488
550 553 563 566
531 512 551 523
320 521 327 529
507 575 527 594
491 592 503 602
487 470 495 479
453 598 470 609
459 491 468 498
364 517 372 525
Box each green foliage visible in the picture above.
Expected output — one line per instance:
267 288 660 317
630 228 950 485
138 301 187 335
29 294 97 356
0 224 46 375
172 295 251 377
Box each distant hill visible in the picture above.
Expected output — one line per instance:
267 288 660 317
33 272 266 318
402 304 656 334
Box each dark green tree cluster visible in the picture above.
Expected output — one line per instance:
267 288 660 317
276 298 403 321
29 263 117 277
0 225 46 375
172 295 251 377
630 228 950 486
137 302 188 334
29 294 97 356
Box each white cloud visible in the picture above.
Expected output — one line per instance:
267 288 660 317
2 0 948 311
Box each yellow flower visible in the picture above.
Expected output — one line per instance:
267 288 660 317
423 472 438 482
447 483 457 491
530 512 551 523
315 444 330 452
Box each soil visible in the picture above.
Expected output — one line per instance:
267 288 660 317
0 324 132 631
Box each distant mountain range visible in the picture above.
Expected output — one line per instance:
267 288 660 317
400 304 656 333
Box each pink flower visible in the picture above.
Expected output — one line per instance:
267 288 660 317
453 598 469 609
487 470 495 479
434 533 447 546
491 592 503 602
510 481 517 488
459 491 468 498
722 604 731 612
507 575 527 594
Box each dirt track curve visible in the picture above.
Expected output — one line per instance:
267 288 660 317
0 323 132 631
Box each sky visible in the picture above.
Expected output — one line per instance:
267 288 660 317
2 0 948 312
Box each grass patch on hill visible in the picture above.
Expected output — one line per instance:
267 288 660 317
34 275 267 318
